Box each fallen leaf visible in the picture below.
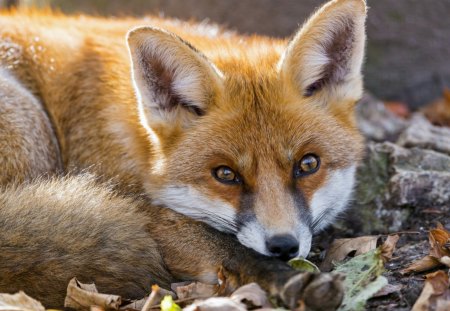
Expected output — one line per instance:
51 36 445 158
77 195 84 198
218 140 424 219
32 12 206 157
64 278 121 311
120 297 147 310
420 88 450 127
321 236 380 271
401 255 441 274
335 248 388 311
288 257 320 273
182 297 246 311
160 296 181 311
411 270 450 311
171 282 218 300
429 224 450 259
380 234 400 263
0 292 45 311
402 224 450 274
384 101 411 118
230 283 270 309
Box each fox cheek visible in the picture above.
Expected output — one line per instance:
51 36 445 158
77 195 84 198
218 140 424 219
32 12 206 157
310 165 357 232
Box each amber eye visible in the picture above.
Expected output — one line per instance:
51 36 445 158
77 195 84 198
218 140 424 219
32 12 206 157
212 166 242 185
294 154 320 178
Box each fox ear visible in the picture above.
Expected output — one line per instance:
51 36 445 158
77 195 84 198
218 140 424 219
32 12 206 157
127 27 223 128
279 0 367 104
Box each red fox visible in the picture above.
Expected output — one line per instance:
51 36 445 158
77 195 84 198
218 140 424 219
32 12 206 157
0 0 366 309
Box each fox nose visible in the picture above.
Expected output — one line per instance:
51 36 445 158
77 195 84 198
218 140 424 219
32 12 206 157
266 235 299 260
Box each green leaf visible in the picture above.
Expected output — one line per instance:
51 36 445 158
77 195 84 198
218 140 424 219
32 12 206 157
335 248 388 311
160 295 181 311
288 257 320 272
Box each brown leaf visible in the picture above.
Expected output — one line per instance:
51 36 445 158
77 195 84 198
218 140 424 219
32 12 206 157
421 88 450 127
384 101 411 119
230 283 270 309
412 270 450 311
380 234 400 263
182 297 246 311
320 236 380 271
425 271 450 295
64 278 121 311
402 224 450 274
429 225 450 259
0 291 45 311
172 282 218 300
400 255 441 275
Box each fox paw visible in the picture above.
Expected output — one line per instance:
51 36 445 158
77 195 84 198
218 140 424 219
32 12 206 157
280 272 344 311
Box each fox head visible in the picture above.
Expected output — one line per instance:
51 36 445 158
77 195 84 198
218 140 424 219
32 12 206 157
127 0 367 260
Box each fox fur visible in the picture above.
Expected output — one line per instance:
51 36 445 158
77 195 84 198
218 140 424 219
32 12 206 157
0 0 367 308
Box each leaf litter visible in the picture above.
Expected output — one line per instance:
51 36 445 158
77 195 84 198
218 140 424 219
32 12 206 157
2 227 449 310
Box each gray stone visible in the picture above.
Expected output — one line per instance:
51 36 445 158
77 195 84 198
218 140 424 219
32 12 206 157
397 114 450 155
348 142 450 234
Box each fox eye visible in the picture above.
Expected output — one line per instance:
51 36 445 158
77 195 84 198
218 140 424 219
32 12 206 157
212 166 241 185
294 154 320 178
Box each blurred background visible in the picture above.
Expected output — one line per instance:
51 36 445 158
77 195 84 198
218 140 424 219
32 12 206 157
1 0 449 109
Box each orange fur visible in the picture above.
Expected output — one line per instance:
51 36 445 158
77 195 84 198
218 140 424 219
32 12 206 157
0 0 368 307
1 0 366 264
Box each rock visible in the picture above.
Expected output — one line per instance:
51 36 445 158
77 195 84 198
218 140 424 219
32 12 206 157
397 114 450 155
356 93 408 142
387 146 450 207
347 142 450 234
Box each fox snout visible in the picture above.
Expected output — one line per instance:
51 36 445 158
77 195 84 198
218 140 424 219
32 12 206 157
266 234 300 260
236 215 313 260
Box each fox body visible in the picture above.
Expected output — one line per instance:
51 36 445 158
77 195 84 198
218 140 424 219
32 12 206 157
0 0 366 308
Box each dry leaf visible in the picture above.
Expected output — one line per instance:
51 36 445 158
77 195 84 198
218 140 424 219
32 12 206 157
320 236 380 271
120 297 147 310
380 234 400 263
401 255 441 275
182 297 246 311
412 270 450 311
421 88 450 127
64 278 121 311
402 224 450 274
429 224 450 259
0 292 45 311
384 101 410 118
171 282 218 300
230 283 270 309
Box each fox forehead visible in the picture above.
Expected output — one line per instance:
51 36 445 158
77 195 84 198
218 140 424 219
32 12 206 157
166 77 363 183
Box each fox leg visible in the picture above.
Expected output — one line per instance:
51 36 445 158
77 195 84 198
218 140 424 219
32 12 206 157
0 68 61 185
145 207 344 310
